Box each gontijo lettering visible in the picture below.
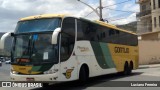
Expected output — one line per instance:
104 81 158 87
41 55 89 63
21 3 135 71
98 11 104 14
114 47 129 53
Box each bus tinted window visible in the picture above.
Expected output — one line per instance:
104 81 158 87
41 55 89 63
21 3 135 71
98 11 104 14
62 17 75 37
77 20 97 41
61 17 75 62
15 18 61 33
77 20 85 40
77 19 138 46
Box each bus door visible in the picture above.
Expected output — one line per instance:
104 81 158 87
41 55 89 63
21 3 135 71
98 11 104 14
59 17 77 81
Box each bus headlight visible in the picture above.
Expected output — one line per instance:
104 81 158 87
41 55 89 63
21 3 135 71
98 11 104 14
43 70 55 74
11 70 18 74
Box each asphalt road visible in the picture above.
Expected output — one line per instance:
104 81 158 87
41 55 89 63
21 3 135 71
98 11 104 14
0 62 10 81
0 62 160 90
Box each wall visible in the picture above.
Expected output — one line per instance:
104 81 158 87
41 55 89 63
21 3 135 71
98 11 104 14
141 32 159 40
139 40 160 65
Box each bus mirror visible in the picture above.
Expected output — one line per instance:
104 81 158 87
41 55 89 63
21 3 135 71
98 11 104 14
51 28 61 44
10 33 15 37
0 32 12 50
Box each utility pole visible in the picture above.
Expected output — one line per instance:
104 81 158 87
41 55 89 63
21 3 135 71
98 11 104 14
99 0 103 21
78 0 105 22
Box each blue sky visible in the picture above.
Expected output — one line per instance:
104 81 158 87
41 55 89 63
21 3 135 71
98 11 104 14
84 0 139 24
0 0 139 32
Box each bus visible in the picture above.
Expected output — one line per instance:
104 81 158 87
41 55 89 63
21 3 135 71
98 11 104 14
0 14 138 84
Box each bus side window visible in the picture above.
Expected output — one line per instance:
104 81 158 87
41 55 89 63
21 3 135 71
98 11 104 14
60 33 75 62
61 17 75 62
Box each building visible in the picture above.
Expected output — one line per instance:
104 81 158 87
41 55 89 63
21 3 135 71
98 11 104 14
136 0 160 34
151 0 160 32
136 0 160 65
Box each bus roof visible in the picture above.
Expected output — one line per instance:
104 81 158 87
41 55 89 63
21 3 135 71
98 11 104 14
20 14 67 21
20 14 136 35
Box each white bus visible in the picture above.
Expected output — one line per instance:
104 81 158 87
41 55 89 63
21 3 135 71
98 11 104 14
0 14 138 84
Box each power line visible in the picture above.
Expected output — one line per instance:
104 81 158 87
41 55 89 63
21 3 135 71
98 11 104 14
105 8 137 13
106 8 160 21
107 9 160 21
108 17 129 22
104 13 132 20
84 7 99 17
103 8 137 20
84 8 136 18
84 0 133 18
83 0 159 23
84 11 94 17
106 13 136 22
103 0 132 8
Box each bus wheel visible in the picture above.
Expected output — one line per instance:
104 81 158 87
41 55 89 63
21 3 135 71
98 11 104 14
43 83 49 87
123 62 131 75
129 61 134 74
127 65 132 75
79 65 89 83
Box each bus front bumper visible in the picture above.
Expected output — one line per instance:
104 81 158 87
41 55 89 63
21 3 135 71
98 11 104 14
10 72 59 82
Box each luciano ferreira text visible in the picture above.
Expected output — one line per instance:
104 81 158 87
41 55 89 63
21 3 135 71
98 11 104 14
131 82 158 87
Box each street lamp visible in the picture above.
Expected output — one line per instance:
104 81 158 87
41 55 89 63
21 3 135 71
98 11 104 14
77 0 104 21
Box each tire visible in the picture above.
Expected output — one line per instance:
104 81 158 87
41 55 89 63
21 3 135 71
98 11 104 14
127 65 132 75
123 63 128 75
79 66 88 83
43 83 49 87
129 62 133 75
130 61 134 70
123 62 131 75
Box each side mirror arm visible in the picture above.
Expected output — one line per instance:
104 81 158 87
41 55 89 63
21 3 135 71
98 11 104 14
0 32 13 49
51 28 61 44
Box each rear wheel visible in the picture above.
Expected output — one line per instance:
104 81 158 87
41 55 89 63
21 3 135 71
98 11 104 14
127 65 132 75
123 62 131 75
129 61 134 74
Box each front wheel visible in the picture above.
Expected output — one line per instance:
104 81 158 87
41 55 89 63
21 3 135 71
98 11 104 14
43 83 49 87
79 66 88 83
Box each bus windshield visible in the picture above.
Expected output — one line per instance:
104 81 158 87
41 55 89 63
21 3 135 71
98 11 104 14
12 33 59 65
15 18 61 33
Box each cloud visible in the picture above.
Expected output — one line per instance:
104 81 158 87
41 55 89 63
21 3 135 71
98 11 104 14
0 0 138 32
0 0 80 32
78 0 116 20
108 2 140 25
122 3 140 12
110 13 137 25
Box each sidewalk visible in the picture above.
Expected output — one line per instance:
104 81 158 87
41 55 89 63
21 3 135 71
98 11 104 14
138 64 160 69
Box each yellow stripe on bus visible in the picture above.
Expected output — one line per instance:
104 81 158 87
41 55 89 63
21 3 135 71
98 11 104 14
12 65 41 74
108 44 138 72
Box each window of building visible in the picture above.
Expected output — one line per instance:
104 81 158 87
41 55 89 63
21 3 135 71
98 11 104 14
159 0 160 8
159 16 160 27
142 5 146 11
153 0 156 9
154 17 157 28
